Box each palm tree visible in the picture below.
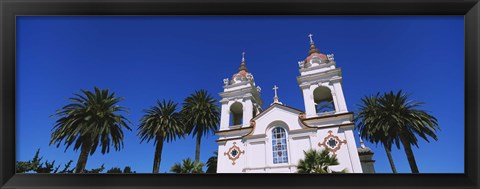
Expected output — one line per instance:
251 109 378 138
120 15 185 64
354 93 398 173
297 149 344 173
170 158 204 173
378 91 439 173
181 90 220 162
206 151 218 173
355 90 439 173
138 100 185 173
50 87 131 173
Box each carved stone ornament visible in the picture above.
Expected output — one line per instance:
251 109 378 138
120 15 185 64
250 119 256 127
223 142 245 165
298 112 306 119
298 61 305 68
246 73 253 80
318 130 347 155
327 53 334 61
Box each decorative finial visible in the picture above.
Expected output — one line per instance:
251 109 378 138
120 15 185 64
272 85 282 105
308 33 314 45
238 51 248 72
358 132 366 148
307 33 319 55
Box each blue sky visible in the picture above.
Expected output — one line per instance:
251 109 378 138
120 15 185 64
16 16 464 173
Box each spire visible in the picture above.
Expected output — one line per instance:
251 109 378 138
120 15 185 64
238 51 248 72
308 33 319 55
272 85 283 105
358 132 366 148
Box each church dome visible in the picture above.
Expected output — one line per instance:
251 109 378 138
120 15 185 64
230 52 254 84
300 34 331 69
305 52 328 63
232 70 248 80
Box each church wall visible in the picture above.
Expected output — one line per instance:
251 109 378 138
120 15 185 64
289 136 312 166
252 108 303 135
246 140 266 169
343 128 363 172
217 139 246 173
243 98 253 125
220 102 230 130
332 81 348 112
314 127 362 173
300 86 317 118
218 114 363 173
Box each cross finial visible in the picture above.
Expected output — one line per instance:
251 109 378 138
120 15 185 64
308 33 314 44
238 51 248 72
272 85 282 105
273 85 279 97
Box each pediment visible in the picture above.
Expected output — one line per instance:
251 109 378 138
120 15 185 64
249 103 306 135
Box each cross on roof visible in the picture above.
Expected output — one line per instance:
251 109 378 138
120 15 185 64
242 51 245 62
308 33 314 44
273 85 279 97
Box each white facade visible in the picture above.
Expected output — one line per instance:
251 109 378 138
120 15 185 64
216 36 364 173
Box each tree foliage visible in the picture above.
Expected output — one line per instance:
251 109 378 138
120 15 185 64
206 151 218 173
106 166 136 173
296 149 346 173
181 90 220 162
138 99 185 173
15 148 101 173
170 158 204 173
354 90 439 173
50 87 132 173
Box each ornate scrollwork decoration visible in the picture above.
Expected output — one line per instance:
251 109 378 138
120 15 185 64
318 130 347 155
223 142 245 165
250 119 256 127
298 112 306 119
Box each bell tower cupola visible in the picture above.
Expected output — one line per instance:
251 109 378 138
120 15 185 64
219 52 263 131
297 34 349 118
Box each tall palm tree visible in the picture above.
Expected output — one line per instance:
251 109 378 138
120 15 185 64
50 87 131 173
377 91 439 173
181 90 220 162
138 100 185 173
170 158 204 173
354 93 398 173
297 149 344 173
355 90 439 173
206 151 218 173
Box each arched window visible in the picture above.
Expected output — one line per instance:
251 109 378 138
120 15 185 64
313 86 335 114
229 102 243 126
272 127 288 164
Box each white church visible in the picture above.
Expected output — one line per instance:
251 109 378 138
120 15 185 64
216 34 375 173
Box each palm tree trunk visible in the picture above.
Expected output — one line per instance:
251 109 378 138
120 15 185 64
384 146 397 173
195 134 202 162
75 140 92 173
152 138 164 173
401 138 419 173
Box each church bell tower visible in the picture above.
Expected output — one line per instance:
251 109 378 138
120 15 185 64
297 34 349 118
219 52 263 131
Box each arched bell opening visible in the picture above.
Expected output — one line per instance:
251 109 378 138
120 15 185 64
229 102 243 126
313 86 335 114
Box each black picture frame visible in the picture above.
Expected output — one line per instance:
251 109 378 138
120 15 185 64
1 0 478 189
